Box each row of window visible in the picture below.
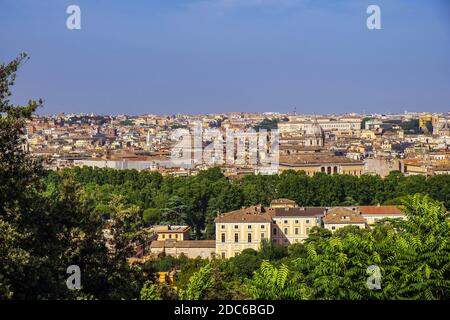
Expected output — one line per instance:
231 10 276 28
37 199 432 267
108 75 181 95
341 170 362 175
273 227 310 236
221 224 265 230
321 166 339 174
160 234 180 240
221 227 312 243
275 219 311 225
220 221 314 231
221 233 265 243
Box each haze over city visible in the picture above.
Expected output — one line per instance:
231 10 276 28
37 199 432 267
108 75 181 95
1 0 449 115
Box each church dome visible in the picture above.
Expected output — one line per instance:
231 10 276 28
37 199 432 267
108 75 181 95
305 121 324 137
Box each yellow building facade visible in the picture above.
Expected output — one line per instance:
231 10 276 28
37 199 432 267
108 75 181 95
154 225 190 241
215 202 325 258
271 214 320 245
215 220 272 259
215 201 405 258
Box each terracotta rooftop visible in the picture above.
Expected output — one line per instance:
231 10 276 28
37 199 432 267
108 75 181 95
153 225 191 233
279 155 363 165
358 206 404 215
216 202 406 224
271 207 326 217
215 206 273 223
323 207 366 224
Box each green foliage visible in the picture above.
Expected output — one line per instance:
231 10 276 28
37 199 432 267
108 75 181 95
0 55 146 300
247 261 310 300
120 119 135 126
0 54 47 299
179 263 215 300
160 196 188 226
170 257 207 289
253 118 280 131
304 226 332 244
229 250 262 278
143 208 160 225
288 194 450 300
144 255 179 273
400 119 421 134
140 281 161 300
259 239 288 260
46 166 450 242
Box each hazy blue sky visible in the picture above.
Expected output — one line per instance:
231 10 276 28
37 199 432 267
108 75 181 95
1 0 449 115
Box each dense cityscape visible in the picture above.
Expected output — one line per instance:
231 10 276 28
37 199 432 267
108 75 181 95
25 111 450 176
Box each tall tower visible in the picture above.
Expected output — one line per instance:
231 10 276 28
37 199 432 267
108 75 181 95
146 129 152 150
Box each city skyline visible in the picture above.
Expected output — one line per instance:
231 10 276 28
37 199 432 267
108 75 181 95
28 110 450 118
1 0 450 115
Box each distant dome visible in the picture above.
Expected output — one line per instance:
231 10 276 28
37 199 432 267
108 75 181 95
305 121 324 137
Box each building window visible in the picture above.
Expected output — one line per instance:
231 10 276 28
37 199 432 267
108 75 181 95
284 220 288 224
234 233 239 243
306 219 310 224
261 225 265 229
169 234 172 239
273 228 277 235
295 228 299 235
221 233 225 243
221 252 226 259
221 225 225 230
234 225 238 229
295 220 299 224
284 228 288 235
162 234 165 239
261 233 265 240
306 228 310 234
248 233 252 243
248 225 252 229
332 226 336 230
